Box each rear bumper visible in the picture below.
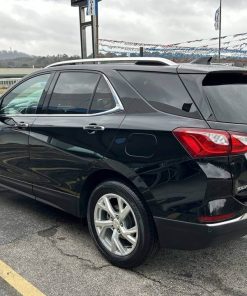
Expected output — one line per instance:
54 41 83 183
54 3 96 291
154 213 247 250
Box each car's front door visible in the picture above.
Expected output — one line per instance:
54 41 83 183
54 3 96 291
0 73 52 195
29 71 125 215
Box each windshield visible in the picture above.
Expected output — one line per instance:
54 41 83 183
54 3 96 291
203 72 247 124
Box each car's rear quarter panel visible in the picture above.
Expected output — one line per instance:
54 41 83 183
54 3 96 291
109 112 212 222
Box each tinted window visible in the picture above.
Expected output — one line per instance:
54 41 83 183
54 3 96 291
203 72 247 124
0 74 50 115
120 71 199 117
180 74 215 121
48 72 100 114
89 77 116 114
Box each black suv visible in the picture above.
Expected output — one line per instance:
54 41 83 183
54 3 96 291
1 57 247 268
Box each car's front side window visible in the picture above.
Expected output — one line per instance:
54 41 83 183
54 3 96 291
0 74 51 115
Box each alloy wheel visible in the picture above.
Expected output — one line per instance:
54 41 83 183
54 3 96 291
94 193 139 256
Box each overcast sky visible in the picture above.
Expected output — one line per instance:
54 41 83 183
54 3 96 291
1 0 247 56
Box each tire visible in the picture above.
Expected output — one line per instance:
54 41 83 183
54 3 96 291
87 180 157 268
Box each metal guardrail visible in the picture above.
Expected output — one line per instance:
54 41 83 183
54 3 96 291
0 78 21 89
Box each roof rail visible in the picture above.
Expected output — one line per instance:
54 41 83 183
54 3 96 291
46 57 177 68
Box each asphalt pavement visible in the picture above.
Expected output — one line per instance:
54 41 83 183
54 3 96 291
0 189 247 296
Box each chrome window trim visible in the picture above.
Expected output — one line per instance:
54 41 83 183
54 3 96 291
103 74 124 111
1 74 125 117
4 107 123 117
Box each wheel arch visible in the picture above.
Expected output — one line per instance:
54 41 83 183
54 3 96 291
79 169 152 218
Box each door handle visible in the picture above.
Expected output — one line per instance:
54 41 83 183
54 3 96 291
84 124 105 131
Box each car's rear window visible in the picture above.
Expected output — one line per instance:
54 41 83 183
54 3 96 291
119 71 200 118
203 72 247 124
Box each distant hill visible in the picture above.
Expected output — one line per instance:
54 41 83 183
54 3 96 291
0 50 30 60
0 54 81 68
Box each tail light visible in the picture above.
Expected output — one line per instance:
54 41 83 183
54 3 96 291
230 132 247 154
173 128 230 157
173 128 247 157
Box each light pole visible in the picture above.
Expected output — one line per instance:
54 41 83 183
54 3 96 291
78 4 87 59
71 0 101 59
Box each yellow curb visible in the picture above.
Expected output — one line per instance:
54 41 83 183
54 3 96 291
0 260 45 296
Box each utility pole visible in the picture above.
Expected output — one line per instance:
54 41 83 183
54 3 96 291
218 0 222 62
96 14 99 57
140 47 144 57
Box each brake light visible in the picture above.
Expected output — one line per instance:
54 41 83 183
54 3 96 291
173 128 247 157
173 128 230 157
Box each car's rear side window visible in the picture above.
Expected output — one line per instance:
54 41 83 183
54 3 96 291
203 72 247 124
89 77 116 114
48 72 100 114
120 71 200 118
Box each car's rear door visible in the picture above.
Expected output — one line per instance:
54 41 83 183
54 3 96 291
29 70 125 215
0 73 52 196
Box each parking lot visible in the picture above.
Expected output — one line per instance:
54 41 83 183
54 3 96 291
0 188 246 296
